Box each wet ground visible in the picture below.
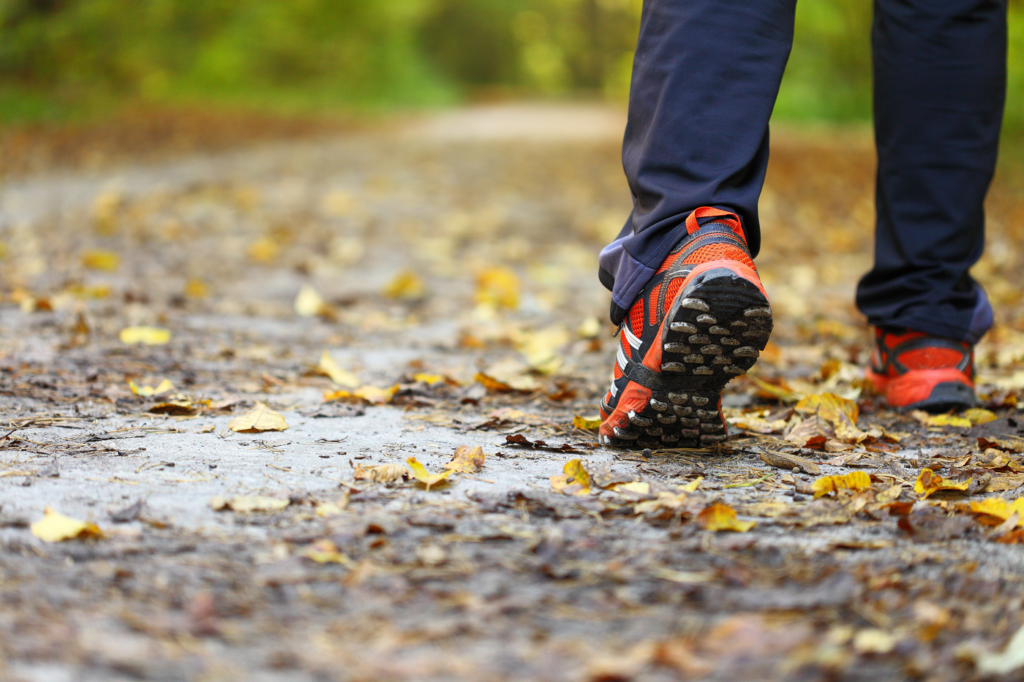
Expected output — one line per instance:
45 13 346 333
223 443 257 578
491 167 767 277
2 104 1024 681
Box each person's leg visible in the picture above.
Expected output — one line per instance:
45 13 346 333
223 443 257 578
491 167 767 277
598 0 797 326
598 0 796 448
858 0 1007 344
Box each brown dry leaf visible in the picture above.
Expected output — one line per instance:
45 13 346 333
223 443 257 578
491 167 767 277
30 508 105 543
149 400 198 415
812 471 872 498
228 402 289 433
986 475 1024 493
697 503 756 532
914 469 970 499
978 436 1024 453
730 414 790 434
445 445 485 474
211 496 290 513
550 459 592 496
759 450 821 475
406 457 451 490
353 462 407 483
317 351 359 388
785 415 835 449
795 393 859 425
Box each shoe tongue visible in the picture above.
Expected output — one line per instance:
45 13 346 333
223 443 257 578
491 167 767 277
684 207 746 242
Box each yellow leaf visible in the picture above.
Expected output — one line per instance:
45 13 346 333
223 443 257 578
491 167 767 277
475 266 520 310
228 402 289 433
964 408 998 426
315 503 346 518
184 278 209 299
634 491 690 515
914 469 970 499
924 414 972 429
354 385 399 404
128 379 174 397
512 326 569 375
318 350 359 388
795 393 859 426
302 539 354 566
119 326 171 345
383 270 426 300
211 496 290 513
747 374 803 402
81 249 120 272
353 462 407 483
474 372 514 393
970 497 1024 528
612 481 651 495
30 508 105 543
697 503 756 532
577 316 601 339
573 414 602 430
679 477 704 492
406 457 451 490
550 458 592 496
811 471 872 498
295 285 325 317
413 373 446 385
445 445 485 474
247 237 279 263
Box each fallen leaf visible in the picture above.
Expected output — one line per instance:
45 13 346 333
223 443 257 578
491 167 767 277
922 413 972 429
211 496 290 513
81 249 120 271
184 278 209 299
759 450 821 475
406 457 451 490
445 445 486 473
149 400 197 415
383 270 426 300
978 436 1024 453
634 492 692 516
228 402 289 433
812 471 872 498
295 285 325 317
975 623 1024 676
120 326 171 345
317 350 359 388
573 414 602 430
970 497 1024 528
512 326 569 374
795 393 859 426
505 434 581 452
128 379 174 397
987 475 1024 493
301 539 354 565
248 237 279 263
412 373 447 386
475 266 520 310
697 503 756 532
353 462 406 483
785 415 835 449
550 459 592 496
30 508 104 542
964 408 998 425
914 469 970 499
612 481 652 495
746 374 803 402
577 316 601 338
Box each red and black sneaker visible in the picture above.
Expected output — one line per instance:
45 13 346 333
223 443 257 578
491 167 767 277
866 328 977 412
599 207 772 449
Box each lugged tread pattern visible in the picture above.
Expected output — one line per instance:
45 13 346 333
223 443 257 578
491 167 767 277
602 268 772 449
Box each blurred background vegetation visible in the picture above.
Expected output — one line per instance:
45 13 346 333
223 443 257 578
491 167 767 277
0 0 1022 131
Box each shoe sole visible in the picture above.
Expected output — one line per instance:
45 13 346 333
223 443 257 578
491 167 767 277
602 266 773 450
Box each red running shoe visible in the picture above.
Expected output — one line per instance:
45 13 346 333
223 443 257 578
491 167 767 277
599 207 772 449
866 328 977 411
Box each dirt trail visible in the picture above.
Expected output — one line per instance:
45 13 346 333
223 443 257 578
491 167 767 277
1 104 1024 682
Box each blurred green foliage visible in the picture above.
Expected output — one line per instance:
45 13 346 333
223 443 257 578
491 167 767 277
0 0 1021 131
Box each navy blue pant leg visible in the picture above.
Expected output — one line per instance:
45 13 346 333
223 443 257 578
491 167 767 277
598 0 797 326
856 0 1007 344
